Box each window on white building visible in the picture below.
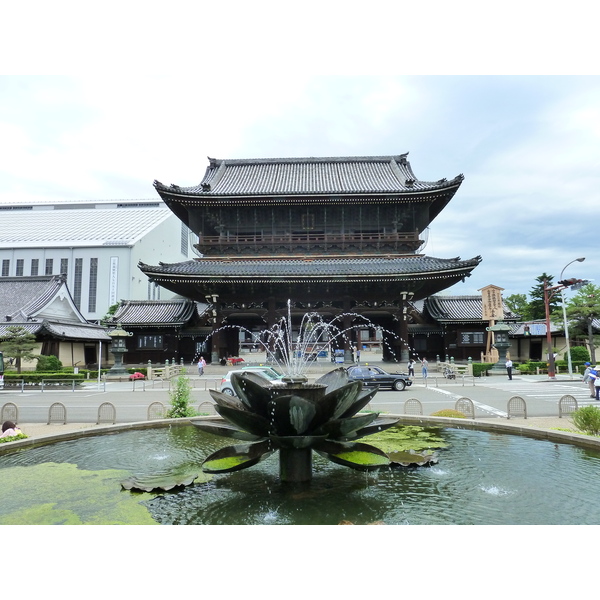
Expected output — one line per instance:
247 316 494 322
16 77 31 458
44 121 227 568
88 258 98 312
73 258 83 309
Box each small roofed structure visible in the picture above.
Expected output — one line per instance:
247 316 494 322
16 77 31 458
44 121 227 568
106 299 210 364
409 295 519 362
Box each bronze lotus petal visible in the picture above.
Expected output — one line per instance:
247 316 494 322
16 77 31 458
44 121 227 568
317 380 363 422
214 404 273 438
337 416 401 441
338 386 379 419
314 439 391 471
202 440 274 474
209 389 249 412
265 394 319 436
190 419 265 441
231 372 274 416
316 412 379 439
315 367 350 395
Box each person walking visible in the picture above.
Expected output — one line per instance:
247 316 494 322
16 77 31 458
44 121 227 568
505 358 513 380
197 356 206 376
595 369 600 401
583 362 595 398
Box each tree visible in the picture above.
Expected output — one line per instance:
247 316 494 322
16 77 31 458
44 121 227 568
101 303 120 326
0 326 38 373
504 293 531 320
529 273 559 321
564 283 600 363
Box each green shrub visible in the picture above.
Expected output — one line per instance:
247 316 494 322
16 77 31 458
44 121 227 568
166 376 197 418
35 355 63 371
472 363 493 377
3 372 85 385
571 405 600 436
430 409 467 419
0 433 28 443
571 346 591 363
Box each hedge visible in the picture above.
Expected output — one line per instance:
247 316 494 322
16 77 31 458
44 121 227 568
472 362 493 377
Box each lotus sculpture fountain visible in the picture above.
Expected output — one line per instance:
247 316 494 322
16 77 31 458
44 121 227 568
192 367 400 483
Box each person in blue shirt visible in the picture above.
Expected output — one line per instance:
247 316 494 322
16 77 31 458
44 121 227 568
583 362 595 398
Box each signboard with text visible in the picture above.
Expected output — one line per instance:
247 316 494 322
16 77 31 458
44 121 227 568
479 285 504 321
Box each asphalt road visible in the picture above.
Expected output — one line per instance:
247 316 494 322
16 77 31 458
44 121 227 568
1 365 593 424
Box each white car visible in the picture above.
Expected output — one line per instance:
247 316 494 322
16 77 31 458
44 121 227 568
219 368 287 396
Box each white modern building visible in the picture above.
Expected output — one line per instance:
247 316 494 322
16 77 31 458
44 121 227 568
0 199 195 321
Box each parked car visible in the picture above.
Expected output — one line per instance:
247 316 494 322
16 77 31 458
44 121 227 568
129 371 145 380
238 365 284 380
345 365 412 391
220 368 287 396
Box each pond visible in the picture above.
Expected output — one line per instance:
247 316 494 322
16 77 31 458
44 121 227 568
1 425 600 525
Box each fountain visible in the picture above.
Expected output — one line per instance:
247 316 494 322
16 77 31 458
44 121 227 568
190 301 413 483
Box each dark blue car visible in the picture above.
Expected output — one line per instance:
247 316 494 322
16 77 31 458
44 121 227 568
345 365 412 391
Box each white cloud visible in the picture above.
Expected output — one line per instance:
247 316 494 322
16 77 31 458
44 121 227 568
1 74 598 301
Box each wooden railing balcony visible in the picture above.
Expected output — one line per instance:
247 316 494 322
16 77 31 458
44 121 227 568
197 231 421 250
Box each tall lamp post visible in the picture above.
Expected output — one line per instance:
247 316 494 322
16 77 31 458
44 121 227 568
560 257 586 379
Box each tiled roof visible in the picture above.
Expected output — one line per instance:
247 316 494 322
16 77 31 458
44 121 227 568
0 275 66 321
109 299 208 326
154 154 463 197
0 320 110 341
425 295 519 323
41 321 111 340
0 205 171 249
139 255 482 281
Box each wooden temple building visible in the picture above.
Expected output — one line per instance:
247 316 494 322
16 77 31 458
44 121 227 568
139 154 482 363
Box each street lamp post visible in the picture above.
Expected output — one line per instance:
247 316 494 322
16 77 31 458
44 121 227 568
560 257 586 379
544 281 557 379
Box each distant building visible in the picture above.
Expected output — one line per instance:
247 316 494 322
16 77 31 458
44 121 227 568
0 199 194 321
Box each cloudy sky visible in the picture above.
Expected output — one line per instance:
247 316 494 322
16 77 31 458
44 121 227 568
1 3 598 305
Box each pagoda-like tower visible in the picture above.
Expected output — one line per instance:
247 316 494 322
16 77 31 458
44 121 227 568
140 154 481 362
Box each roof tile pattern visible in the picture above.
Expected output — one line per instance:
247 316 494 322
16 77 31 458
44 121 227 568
425 296 519 323
425 295 519 322
140 255 482 279
155 155 463 197
0 275 66 321
110 300 208 325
